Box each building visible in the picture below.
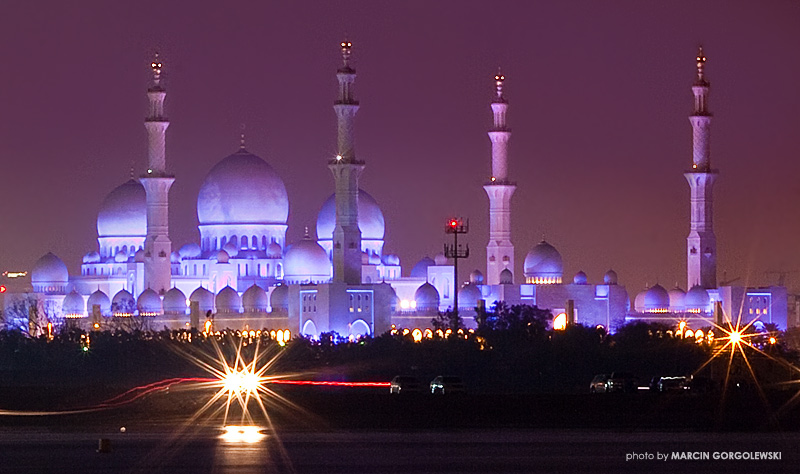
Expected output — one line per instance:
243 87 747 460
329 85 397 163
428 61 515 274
3 44 787 338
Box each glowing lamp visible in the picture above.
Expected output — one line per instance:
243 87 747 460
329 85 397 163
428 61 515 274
553 313 567 331
0 285 6 293
769 337 777 345
729 330 742 345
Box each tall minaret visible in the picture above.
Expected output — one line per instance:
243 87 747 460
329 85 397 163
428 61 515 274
140 53 175 294
483 71 516 285
328 40 364 285
685 46 717 289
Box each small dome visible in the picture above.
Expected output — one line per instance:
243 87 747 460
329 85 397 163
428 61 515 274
197 148 288 227
573 271 588 285
62 290 85 316
270 284 288 311
31 252 69 291
458 283 482 309
434 253 447 265
242 284 268 312
523 241 563 281
83 252 101 264
361 251 370 265
163 287 188 314
410 257 435 278
414 282 440 311
86 290 111 316
222 242 239 258
97 180 147 239
316 189 385 241
499 268 513 285
178 243 202 259
668 286 686 312
368 252 381 265
603 269 618 285
469 269 484 284
215 286 242 313
382 254 400 266
189 287 215 314
284 237 330 283
137 288 163 315
170 251 181 263
134 249 145 262
266 242 282 258
644 284 670 312
114 249 128 263
216 249 230 263
111 289 136 315
684 285 710 311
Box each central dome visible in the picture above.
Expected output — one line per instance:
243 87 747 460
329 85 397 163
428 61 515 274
97 180 147 238
316 189 385 241
197 149 288 226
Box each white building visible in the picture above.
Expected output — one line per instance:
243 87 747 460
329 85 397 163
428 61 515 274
5 45 787 337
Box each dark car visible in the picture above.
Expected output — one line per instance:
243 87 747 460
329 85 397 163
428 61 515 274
430 376 465 394
657 376 688 392
606 372 638 393
390 376 422 394
589 374 610 393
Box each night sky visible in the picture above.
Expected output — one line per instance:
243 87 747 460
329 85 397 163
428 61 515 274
1 0 798 295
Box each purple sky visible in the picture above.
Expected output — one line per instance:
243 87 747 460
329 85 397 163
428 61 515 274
1 0 799 294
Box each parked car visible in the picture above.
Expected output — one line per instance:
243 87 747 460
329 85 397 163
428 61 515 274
656 376 689 392
606 372 638 393
589 374 610 393
389 376 422 394
429 376 465 394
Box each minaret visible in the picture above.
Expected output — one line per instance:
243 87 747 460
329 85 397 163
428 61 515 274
140 53 175 294
483 71 516 285
328 40 364 285
685 46 717 289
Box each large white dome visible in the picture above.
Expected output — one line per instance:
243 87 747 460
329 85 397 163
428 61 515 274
197 149 288 226
316 188 385 241
97 180 147 238
523 241 563 282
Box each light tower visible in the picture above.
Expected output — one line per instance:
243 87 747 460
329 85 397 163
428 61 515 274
140 53 175 295
483 71 516 285
328 40 365 285
685 46 717 289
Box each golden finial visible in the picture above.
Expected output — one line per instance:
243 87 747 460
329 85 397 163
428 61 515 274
695 45 706 82
494 67 505 100
240 124 246 149
150 52 163 84
340 39 352 67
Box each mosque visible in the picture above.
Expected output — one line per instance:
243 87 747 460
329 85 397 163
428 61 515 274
5 43 788 339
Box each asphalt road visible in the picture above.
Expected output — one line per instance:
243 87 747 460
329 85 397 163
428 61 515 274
1 429 799 474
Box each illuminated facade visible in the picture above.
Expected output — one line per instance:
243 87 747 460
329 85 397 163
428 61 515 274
3 46 789 337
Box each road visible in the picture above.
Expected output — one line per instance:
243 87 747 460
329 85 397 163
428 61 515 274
1 429 799 473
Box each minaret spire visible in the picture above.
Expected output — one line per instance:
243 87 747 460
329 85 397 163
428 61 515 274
484 69 516 285
329 39 364 284
685 46 717 289
140 51 175 295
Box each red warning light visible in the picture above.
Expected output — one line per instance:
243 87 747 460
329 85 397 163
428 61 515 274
0 285 6 293
449 219 458 228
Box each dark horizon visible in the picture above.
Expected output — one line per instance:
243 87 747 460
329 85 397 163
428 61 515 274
1 0 798 295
